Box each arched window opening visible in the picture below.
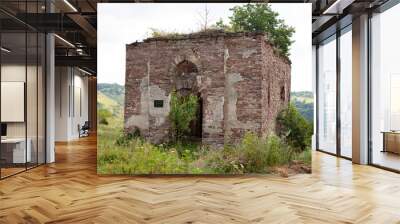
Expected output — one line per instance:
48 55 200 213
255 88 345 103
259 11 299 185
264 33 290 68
176 60 198 75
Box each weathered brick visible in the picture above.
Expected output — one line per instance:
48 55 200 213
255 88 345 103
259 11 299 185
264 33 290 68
124 31 290 145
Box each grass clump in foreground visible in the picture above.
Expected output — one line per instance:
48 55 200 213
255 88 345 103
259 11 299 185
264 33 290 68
97 129 311 175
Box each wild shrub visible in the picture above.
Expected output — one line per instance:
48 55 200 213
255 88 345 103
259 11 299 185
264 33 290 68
238 133 291 173
169 91 199 141
293 147 312 165
276 103 313 152
203 133 294 174
204 146 244 174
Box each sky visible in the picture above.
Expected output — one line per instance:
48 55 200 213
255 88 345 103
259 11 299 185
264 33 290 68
98 3 312 91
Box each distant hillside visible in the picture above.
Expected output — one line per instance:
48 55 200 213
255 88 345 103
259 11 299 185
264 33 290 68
98 83 124 117
291 91 314 122
98 83 125 106
97 84 314 123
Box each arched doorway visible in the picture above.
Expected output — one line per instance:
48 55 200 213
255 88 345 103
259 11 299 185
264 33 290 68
174 60 203 140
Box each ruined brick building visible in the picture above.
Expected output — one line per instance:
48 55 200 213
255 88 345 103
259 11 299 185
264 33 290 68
124 30 291 145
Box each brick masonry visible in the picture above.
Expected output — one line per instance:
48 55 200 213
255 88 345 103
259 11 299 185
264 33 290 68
124 31 291 145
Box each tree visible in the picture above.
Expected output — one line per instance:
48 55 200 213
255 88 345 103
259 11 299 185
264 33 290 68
228 3 295 57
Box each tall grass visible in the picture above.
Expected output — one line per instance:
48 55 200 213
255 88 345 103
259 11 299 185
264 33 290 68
98 126 311 174
203 133 296 174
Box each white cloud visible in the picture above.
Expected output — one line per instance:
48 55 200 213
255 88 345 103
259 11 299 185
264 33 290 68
98 3 312 91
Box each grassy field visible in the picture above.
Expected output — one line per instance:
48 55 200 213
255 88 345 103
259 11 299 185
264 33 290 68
97 117 311 175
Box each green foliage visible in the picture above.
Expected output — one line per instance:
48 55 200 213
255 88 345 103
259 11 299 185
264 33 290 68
98 130 311 174
277 104 313 152
115 129 141 146
97 83 124 120
98 83 125 106
149 28 182 39
98 108 112 125
292 100 313 123
291 91 313 99
167 141 200 159
241 133 291 171
212 18 233 32
293 148 312 166
98 138 188 174
204 133 293 174
227 3 295 57
97 93 311 175
169 91 199 141
202 146 243 174
291 91 314 122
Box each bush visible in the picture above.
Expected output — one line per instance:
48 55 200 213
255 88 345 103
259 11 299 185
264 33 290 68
276 103 313 152
204 146 244 174
238 133 292 173
169 91 199 141
294 148 312 165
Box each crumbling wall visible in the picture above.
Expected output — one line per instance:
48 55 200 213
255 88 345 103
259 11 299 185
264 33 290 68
260 39 291 138
125 36 226 144
223 34 263 143
125 31 291 145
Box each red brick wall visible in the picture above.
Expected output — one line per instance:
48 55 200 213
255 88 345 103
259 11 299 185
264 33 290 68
124 32 290 145
223 35 263 143
260 39 291 137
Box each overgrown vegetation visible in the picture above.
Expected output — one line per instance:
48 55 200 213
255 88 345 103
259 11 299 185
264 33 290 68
291 91 313 122
98 108 112 125
97 83 312 175
205 133 295 174
276 103 313 152
98 130 311 175
148 3 294 57
149 28 182 39
169 91 199 141
97 83 124 126
227 4 295 57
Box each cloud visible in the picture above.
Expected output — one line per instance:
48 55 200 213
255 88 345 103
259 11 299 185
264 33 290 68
98 3 312 91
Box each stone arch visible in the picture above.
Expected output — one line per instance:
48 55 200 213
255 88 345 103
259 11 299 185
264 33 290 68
171 57 202 94
171 53 202 74
169 52 206 96
170 57 204 140
176 60 198 74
